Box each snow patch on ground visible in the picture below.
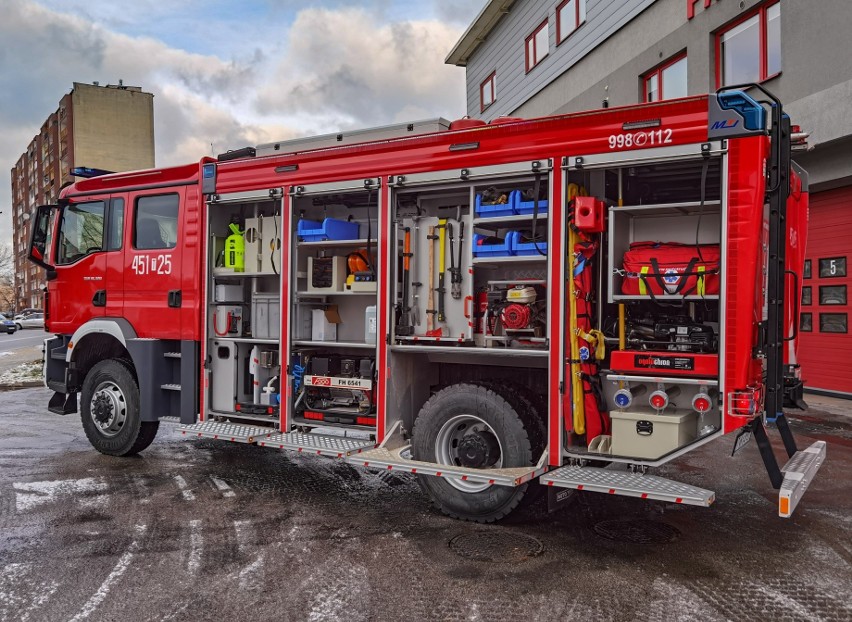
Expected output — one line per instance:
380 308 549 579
0 562 60 622
0 361 42 385
13 477 107 512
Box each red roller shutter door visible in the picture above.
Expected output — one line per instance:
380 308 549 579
798 185 852 396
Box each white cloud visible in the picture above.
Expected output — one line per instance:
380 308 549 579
258 8 467 129
0 0 477 253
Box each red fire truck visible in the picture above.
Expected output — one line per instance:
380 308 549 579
28 85 824 522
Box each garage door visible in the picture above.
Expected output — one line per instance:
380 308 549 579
797 185 852 396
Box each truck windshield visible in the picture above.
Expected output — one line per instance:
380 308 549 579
57 201 105 265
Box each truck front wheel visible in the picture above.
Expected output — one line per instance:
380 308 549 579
412 383 539 523
80 359 159 456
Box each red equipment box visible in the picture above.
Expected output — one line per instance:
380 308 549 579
621 242 720 297
574 196 606 233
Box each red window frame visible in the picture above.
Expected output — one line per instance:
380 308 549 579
642 53 687 103
525 20 549 73
556 0 585 45
480 71 496 112
715 0 781 87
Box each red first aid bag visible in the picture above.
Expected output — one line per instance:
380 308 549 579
621 242 720 297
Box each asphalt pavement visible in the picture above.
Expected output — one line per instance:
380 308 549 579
0 387 850 621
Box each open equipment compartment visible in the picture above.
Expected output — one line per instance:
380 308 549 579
288 179 381 431
382 162 554 475
389 164 552 352
204 189 283 426
563 145 726 462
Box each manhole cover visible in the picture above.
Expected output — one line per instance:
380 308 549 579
449 531 544 563
592 519 679 544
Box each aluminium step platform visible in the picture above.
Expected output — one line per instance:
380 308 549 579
349 433 548 487
258 432 375 458
541 465 715 507
778 440 826 518
178 421 274 444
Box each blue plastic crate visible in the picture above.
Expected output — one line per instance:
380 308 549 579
297 218 360 242
509 230 547 256
475 192 515 218
472 233 514 257
511 190 549 215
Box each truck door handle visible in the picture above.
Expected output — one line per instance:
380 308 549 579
92 290 107 307
168 290 182 308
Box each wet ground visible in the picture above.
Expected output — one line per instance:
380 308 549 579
1 387 850 622
0 331 44 379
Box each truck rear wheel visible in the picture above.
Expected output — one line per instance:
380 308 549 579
80 359 159 456
412 383 540 523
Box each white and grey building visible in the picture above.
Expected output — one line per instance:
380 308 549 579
447 0 852 396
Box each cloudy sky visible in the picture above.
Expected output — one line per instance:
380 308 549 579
0 0 483 251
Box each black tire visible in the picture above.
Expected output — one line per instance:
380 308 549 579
412 383 537 523
474 381 548 508
80 359 159 456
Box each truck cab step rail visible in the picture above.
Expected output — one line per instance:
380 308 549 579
541 465 716 507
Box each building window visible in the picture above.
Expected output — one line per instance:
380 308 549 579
717 1 780 86
557 0 586 44
525 20 549 73
800 313 812 332
480 72 496 112
801 286 811 306
819 313 847 334
643 54 688 102
819 285 847 306
134 194 179 250
818 257 846 278
803 259 812 279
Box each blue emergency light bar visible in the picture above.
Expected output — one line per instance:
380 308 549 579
70 166 115 178
716 90 766 132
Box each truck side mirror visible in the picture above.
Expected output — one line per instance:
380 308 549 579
28 204 57 274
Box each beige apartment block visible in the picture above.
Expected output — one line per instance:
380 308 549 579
9 82 154 311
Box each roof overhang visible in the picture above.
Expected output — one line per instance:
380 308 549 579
445 0 517 67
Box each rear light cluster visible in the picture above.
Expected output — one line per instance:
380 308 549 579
728 388 760 418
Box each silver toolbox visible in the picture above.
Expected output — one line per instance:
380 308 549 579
252 293 281 339
610 407 698 460
210 340 237 412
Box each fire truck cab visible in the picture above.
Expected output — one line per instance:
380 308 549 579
28 85 825 522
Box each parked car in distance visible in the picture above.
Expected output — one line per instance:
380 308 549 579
2 315 15 334
16 308 42 318
14 313 44 330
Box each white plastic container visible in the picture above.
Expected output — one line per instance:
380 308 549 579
312 309 338 341
365 305 377 344
251 294 280 339
214 284 243 303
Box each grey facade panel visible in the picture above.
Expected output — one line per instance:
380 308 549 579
466 0 655 120
465 0 852 167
